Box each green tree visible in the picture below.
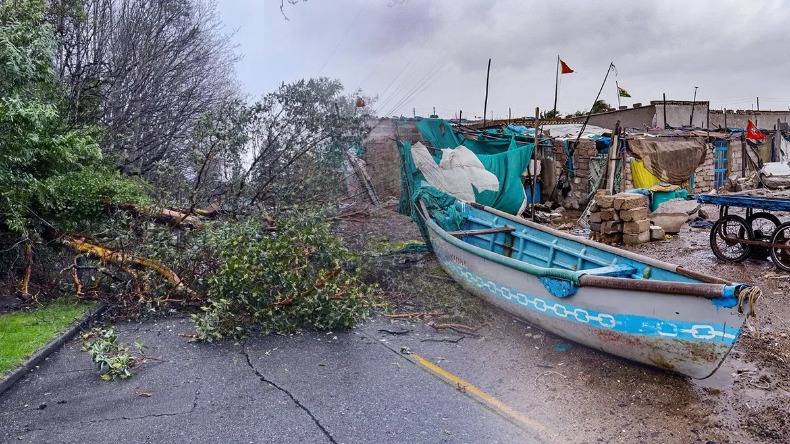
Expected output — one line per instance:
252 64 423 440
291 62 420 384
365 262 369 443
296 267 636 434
590 100 610 114
540 109 560 119
0 0 143 234
0 0 145 298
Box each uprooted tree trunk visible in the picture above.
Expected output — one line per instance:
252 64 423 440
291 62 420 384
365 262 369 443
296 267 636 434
107 203 207 228
61 237 202 301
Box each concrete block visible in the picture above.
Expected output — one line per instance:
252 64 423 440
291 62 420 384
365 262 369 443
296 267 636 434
600 208 619 221
650 225 665 240
623 231 651 245
601 221 623 234
588 212 602 223
619 206 649 222
596 195 615 209
623 219 651 234
614 193 647 211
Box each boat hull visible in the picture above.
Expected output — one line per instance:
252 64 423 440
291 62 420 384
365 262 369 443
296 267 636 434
426 220 746 379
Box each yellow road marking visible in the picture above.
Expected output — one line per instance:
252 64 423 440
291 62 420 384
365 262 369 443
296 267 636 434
410 353 558 443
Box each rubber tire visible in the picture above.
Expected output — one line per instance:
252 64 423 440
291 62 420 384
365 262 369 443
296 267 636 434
769 222 790 272
745 212 781 259
710 215 753 263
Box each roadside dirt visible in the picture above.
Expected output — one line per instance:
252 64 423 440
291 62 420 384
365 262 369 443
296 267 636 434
338 201 790 443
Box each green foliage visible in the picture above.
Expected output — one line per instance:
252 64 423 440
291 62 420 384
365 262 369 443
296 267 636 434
81 326 142 381
590 100 610 114
540 109 560 119
0 0 146 235
192 214 381 340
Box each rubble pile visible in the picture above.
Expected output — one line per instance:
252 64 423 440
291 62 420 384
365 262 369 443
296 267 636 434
588 191 665 245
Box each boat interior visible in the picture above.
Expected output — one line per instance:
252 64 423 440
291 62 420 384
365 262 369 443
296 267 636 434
449 202 701 284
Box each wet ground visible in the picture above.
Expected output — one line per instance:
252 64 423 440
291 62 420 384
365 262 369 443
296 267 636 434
341 203 790 443
1 203 788 443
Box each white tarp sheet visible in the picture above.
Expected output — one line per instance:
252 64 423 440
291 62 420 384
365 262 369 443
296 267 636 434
411 142 499 202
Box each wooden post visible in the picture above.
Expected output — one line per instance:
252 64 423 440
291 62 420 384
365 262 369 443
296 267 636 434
706 105 710 134
741 134 747 177
553 56 560 115
483 58 491 128
531 107 540 220
606 121 620 193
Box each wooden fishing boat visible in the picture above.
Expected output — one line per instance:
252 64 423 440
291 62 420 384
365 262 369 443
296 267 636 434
416 198 758 379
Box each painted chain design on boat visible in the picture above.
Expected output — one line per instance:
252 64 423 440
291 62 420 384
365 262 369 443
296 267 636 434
436 251 740 343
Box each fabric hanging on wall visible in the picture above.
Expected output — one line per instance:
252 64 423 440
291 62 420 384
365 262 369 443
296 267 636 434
630 159 662 189
776 132 790 163
627 139 706 184
755 139 773 164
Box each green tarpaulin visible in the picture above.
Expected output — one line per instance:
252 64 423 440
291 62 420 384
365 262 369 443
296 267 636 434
399 118 535 238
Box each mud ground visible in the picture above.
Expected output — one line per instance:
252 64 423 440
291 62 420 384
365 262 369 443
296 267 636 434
339 201 790 443
2 200 787 443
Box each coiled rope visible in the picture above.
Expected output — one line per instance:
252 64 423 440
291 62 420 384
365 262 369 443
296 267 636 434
737 285 762 337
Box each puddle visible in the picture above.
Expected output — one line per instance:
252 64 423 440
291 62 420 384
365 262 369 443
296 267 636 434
693 355 756 390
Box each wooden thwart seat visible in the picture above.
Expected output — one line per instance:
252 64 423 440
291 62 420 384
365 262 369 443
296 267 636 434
581 264 638 278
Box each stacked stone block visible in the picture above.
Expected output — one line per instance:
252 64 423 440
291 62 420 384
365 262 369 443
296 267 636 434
589 191 661 245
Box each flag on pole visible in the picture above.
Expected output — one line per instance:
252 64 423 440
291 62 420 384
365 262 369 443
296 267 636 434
617 86 631 98
746 119 765 140
560 59 574 74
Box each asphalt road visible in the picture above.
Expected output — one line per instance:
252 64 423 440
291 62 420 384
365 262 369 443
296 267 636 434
0 314 545 444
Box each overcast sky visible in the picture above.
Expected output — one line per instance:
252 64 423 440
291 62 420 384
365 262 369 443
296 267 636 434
217 0 790 120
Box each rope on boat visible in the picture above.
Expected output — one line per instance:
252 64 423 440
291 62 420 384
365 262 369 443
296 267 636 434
737 285 762 337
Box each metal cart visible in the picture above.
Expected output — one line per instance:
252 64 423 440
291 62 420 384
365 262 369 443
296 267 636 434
697 193 790 271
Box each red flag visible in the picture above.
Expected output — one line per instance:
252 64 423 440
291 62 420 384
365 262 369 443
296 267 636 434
746 119 765 140
560 59 574 74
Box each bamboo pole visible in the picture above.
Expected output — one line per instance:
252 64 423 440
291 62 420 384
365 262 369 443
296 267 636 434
483 58 491 127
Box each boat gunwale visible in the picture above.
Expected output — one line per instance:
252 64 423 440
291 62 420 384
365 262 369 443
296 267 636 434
422 200 737 299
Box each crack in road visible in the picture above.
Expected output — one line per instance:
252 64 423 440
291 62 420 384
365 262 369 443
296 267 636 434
77 382 202 424
241 343 337 444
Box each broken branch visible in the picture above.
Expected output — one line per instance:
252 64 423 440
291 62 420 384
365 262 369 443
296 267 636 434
385 311 444 319
427 321 491 336
62 237 202 300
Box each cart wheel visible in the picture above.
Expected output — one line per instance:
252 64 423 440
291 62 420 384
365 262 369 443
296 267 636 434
769 222 790 272
710 215 753 262
744 212 781 259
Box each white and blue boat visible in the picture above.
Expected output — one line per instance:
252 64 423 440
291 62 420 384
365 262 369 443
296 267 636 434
397 118 757 378
416 198 757 379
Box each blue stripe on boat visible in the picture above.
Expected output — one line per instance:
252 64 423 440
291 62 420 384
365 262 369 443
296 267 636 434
436 251 740 343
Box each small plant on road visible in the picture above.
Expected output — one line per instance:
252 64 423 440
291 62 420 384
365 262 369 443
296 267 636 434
81 327 145 381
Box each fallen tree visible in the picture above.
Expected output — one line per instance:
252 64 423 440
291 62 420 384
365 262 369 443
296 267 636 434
60 236 202 301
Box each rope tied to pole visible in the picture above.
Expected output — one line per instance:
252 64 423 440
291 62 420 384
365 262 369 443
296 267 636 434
737 285 762 337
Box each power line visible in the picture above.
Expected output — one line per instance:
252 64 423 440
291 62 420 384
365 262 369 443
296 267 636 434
317 0 368 76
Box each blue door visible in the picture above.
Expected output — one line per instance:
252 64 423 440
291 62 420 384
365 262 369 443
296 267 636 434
714 140 729 190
